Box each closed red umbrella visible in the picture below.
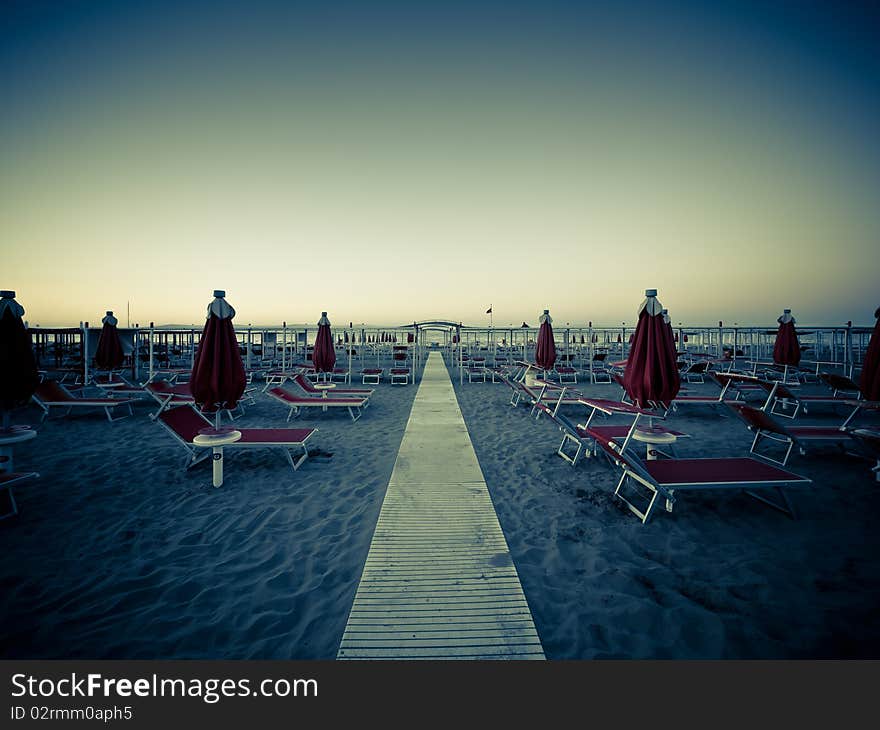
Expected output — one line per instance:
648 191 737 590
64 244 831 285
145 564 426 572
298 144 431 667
535 309 556 371
861 307 880 401
313 312 336 375
773 309 801 366
94 311 124 373
623 289 681 408
0 290 39 429
190 290 246 427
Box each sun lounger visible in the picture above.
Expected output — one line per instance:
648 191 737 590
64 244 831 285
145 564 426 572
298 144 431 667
549 405 685 467
140 368 191 386
266 387 367 422
756 380 852 419
668 380 737 414
496 370 553 414
145 380 195 418
260 368 305 392
1 471 39 520
93 383 150 398
32 381 134 422
390 368 411 385
329 368 351 384
361 368 383 385
157 405 315 471
728 402 853 466
555 366 578 384
837 399 880 429
611 372 730 413
845 429 880 481
680 360 710 383
709 372 765 401
466 359 487 383
290 373 373 400
590 430 811 523
590 353 612 383
818 372 862 399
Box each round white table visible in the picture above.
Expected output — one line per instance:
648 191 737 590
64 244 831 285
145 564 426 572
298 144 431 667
193 430 241 487
631 427 677 460
0 428 37 473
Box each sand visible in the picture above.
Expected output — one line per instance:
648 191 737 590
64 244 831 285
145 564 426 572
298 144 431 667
2 353 878 659
0 370 421 659
451 364 880 658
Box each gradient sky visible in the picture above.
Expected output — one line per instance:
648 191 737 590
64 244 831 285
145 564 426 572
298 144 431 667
2 0 878 327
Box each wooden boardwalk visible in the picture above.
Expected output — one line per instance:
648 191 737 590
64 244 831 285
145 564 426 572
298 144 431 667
337 351 544 659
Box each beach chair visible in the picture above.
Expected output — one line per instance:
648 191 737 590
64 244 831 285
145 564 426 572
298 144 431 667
756 380 852 419
727 402 853 466
549 402 685 467
157 405 315 471
845 429 880 481
145 380 195 418
590 353 612 383
709 372 765 402
526 382 591 420
680 360 710 383
818 372 862 399
92 380 152 400
329 367 351 384
554 365 578 384
836 399 880 430
665 380 736 415
32 381 135 422
466 358 487 383
361 368 383 385
496 370 551 414
390 368 411 385
590 430 811 523
266 387 367 422
260 368 304 393
1 471 39 520
290 373 373 400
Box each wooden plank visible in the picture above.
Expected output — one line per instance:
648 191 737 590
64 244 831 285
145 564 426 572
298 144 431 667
338 351 544 660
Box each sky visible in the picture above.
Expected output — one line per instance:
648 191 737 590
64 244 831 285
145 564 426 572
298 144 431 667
2 0 878 327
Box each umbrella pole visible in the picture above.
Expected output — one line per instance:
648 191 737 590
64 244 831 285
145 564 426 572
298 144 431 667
459 327 463 386
82 322 89 386
149 323 155 382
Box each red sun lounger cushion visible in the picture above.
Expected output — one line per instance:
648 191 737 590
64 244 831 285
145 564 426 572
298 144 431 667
644 457 807 487
236 429 314 444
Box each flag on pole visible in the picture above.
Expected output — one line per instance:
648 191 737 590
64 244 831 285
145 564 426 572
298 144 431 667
486 306 492 314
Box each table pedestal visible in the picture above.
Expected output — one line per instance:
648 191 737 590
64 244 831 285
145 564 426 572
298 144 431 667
0 428 37 474
193 431 242 487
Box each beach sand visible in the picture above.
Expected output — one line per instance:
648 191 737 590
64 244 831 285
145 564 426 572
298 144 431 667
2 355 878 659
0 370 421 659
452 363 880 658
